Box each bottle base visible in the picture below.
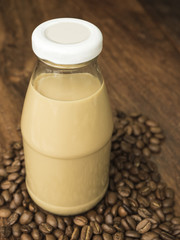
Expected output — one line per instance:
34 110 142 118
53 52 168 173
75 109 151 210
26 179 108 216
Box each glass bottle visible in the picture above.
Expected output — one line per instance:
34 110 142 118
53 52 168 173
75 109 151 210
21 18 113 215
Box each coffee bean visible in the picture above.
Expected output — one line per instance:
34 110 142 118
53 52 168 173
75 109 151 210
93 235 103 240
105 214 113 225
35 212 46 225
65 225 73 237
31 228 42 239
90 221 102 234
126 216 136 230
137 194 149 207
165 188 174 199
0 195 5 206
102 224 116 234
113 232 124 240
121 218 131 231
21 233 33 240
20 211 33 225
142 148 151 157
46 234 56 240
163 199 174 208
107 191 117 205
141 231 159 240
0 168 7 177
14 192 23 206
71 226 80 240
171 217 180 225
64 217 72 226
80 225 93 240
1 180 12 190
150 199 162 210
47 214 58 228
103 232 113 240
12 223 21 237
87 210 97 221
0 208 11 217
136 219 151 234
139 186 151 196
7 212 19 225
118 206 127 217
0 225 11 238
29 202 38 213
73 216 88 226
125 230 140 238
95 215 103 225
160 231 175 240
39 222 53 234
57 217 66 230
138 208 152 218
150 127 162 134
149 144 160 153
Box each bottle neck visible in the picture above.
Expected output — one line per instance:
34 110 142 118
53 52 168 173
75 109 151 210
39 58 98 70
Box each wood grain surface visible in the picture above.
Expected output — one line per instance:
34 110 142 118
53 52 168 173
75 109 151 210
0 0 180 214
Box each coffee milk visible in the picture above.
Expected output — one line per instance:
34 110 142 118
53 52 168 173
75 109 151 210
21 72 113 215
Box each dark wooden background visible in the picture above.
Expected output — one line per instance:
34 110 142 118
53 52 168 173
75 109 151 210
0 0 180 214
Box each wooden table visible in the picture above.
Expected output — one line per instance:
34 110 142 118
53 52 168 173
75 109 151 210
0 0 180 214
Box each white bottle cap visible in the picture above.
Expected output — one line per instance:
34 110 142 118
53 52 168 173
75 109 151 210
32 18 103 65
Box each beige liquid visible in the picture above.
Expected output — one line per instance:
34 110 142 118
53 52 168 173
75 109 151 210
21 73 113 215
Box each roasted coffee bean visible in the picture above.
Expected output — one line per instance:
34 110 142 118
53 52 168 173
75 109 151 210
1 180 12 190
47 214 58 228
7 212 19 225
45 234 56 240
141 231 159 240
111 203 119 217
160 231 175 240
0 167 7 177
87 210 97 221
64 217 72 226
0 225 11 238
137 195 149 207
0 208 11 217
35 212 46 225
105 214 113 225
156 209 165 222
136 219 151 234
39 222 53 234
107 191 117 205
138 208 152 218
125 230 140 238
65 225 73 237
14 192 23 206
28 221 36 229
31 228 42 239
171 217 180 225
150 199 162 210
163 199 174 208
102 224 116 234
73 216 88 226
21 233 33 240
118 206 127 217
1 190 11 202
71 226 80 240
12 223 21 237
29 202 38 213
113 232 124 240
121 218 131 230
80 225 93 240
57 217 66 230
20 211 33 225
93 235 103 240
89 221 102 235
21 224 32 233
15 206 25 215
103 232 113 240
126 216 136 230
139 186 151 196
149 144 160 153
165 188 174 199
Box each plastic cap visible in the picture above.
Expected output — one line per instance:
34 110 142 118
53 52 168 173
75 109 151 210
32 18 103 65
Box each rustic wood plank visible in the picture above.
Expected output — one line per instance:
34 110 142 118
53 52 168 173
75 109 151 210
139 0 180 52
0 0 180 216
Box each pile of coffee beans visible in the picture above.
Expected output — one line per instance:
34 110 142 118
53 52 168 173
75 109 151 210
0 111 180 240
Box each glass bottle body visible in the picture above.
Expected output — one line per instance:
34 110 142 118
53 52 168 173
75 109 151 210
21 58 113 215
